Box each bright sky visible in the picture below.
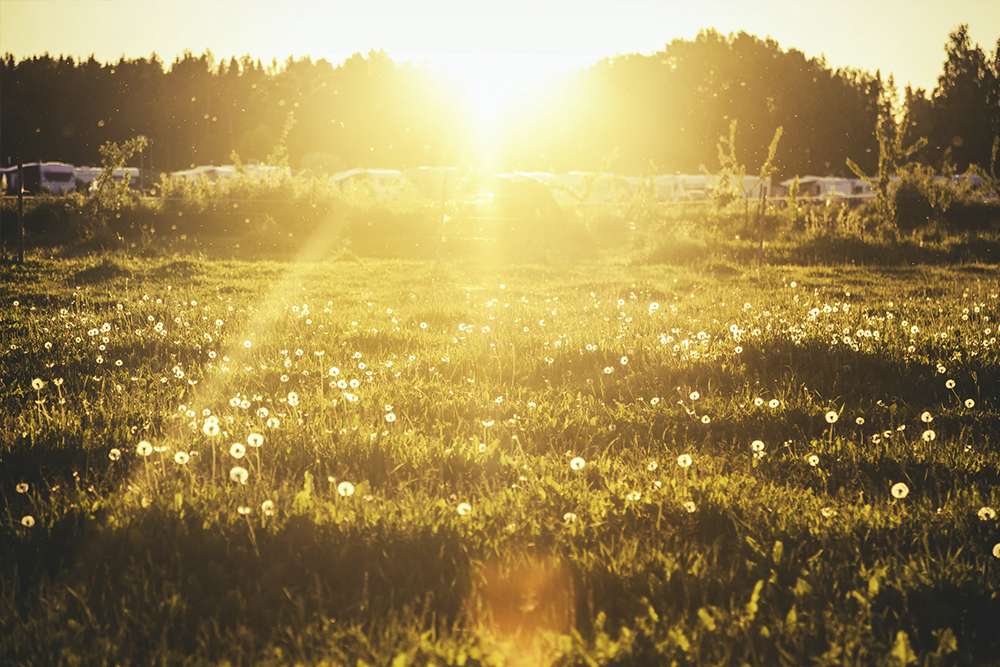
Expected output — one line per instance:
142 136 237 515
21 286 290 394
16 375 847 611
2 0 998 112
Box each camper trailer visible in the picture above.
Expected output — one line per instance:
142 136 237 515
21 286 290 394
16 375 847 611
1 162 77 195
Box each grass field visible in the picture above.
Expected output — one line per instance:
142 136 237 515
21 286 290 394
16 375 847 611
1 251 999 666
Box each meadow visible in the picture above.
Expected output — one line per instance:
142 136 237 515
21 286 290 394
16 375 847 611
1 249 999 666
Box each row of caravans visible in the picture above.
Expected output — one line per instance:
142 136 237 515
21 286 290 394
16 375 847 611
4 162 922 204
0 162 140 195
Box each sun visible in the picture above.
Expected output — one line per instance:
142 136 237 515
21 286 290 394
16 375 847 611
438 54 566 170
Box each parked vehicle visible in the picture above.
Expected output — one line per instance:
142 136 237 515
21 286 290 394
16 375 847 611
1 162 77 195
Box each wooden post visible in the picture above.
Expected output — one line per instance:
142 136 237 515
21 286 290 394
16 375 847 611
436 177 447 264
17 162 24 264
757 185 767 265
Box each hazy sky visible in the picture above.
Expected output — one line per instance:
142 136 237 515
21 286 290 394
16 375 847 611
2 0 999 108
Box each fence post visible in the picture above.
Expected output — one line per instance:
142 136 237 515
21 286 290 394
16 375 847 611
436 177 447 264
757 186 767 265
17 162 24 264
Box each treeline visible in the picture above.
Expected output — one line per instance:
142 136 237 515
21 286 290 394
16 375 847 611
2 25 997 177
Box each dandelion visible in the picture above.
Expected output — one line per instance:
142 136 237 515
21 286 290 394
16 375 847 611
248 433 264 447
338 481 355 497
768 399 780 409
701 415 711 424
677 454 692 468
570 456 586 471
648 302 659 313
922 429 936 442
261 500 276 516
109 448 121 461
946 379 955 389
21 515 35 527
16 482 28 494
243 340 252 348
856 417 865 425
230 443 246 459
689 391 700 401
603 367 614 375
267 417 280 429
683 501 697 513
754 398 764 407
328 366 340 376
751 440 765 453
825 411 839 424
203 422 220 437
993 543 1000 559
31 378 45 391
647 461 658 472
256 407 269 418
621 356 628 365
891 482 909 499
563 512 578 523
965 399 976 408
820 507 837 518
921 411 933 423
137 441 152 457
457 502 472 516
287 392 299 407
230 466 249 484
237 506 252 515
808 454 819 467
174 451 190 465
385 413 396 423
978 507 996 521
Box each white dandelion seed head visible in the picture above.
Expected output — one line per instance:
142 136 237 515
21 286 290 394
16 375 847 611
647 461 658 472
261 500 276 516
754 398 764 407
570 456 586 471
891 482 909 499
230 443 247 459
946 379 955 389
994 543 1000 559
21 515 35 527
202 422 220 437
689 391 700 401
563 512 577 523
856 417 865 425
677 454 692 468
247 433 264 447
825 411 839 424
921 411 933 423
701 415 711 424
768 399 780 409
31 378 45 391
338 481 355 497
683 501 697 513
751 440 765 453
16 482 28 494
457 502 472 516
978 507 996 521
109 448 121 461
137 441 153 457
229 466 249 484
174 451 190 465
385 413 396 423
237 506 252 515
922 429 936 442
965 399 976 408
808 454 819 467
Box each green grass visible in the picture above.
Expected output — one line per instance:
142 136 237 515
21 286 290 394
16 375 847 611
1 251 999 666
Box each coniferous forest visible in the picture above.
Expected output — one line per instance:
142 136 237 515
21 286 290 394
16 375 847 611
3 25 998 176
